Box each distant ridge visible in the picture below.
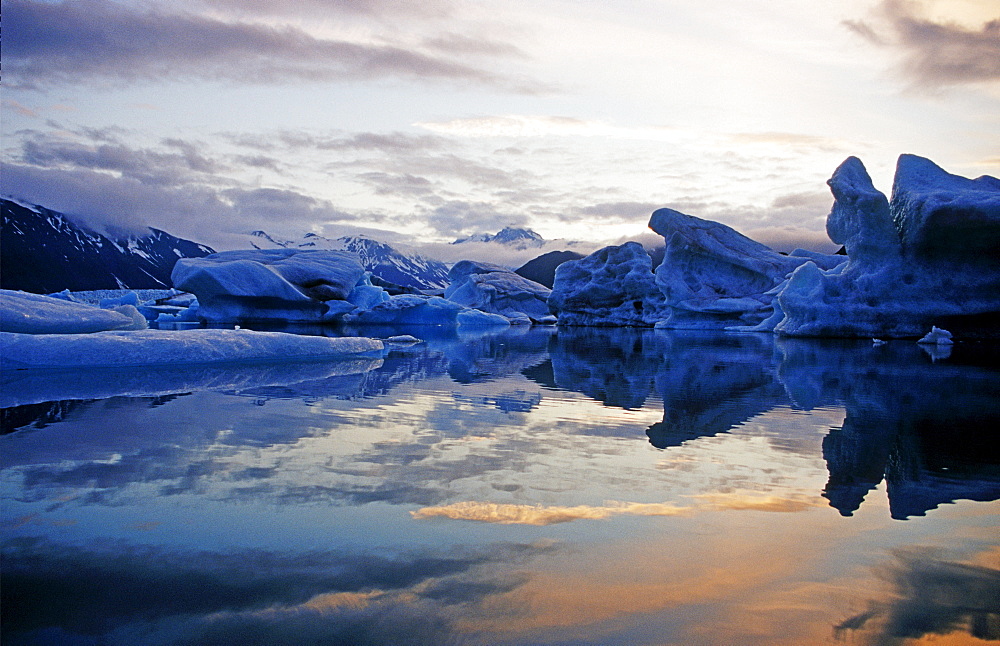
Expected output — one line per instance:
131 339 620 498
1 197 215 294
515 250 584 288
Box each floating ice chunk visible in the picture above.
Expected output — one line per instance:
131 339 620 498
347 294 464 326
445 260 552 323
777 156 1000 338
172 249 365 322
648 208 816 329
457 308 511 328
917 326 953 345
347 273 391 310
384 334 422 345
111 304 149 330
0 290 134 334
0 328 384 369
548 242 664 326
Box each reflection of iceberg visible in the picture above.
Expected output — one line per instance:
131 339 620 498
779 339 1000 519
0 358 384 409
548 327 664 409
647 331 787 448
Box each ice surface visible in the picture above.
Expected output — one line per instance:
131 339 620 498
445 260 552 324
648 208 832 329
548 242 664 326
1 328 384 369
172 249 366 322
0 290 135 334
777 155 1000 338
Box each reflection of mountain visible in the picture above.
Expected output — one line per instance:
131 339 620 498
779 339 1000 520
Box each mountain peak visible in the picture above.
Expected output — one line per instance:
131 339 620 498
452 227 545 248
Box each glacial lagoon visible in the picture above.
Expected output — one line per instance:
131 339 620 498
2 326 998 645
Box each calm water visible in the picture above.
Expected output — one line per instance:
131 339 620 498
2 327 998 645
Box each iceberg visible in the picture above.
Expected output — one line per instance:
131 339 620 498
171 249 367 323
1 289 136 334
777 155 1000 338
648 208 840 330
445 260 553 324
548 242 664 326
1 328 384 369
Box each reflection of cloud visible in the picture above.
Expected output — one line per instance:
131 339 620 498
693 492 826 513
835 547 1000 644
411 495 822 525
2 536 538 644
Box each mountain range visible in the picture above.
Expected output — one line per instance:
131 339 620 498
1 198 215 294
247 230 451 291
452 226 545 248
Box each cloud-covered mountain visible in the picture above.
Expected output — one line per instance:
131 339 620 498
247 231 450 290
1 197 214 294
452 227 545 249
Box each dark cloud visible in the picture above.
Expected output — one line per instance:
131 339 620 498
0 163 356 247
4 0 542 92
844 0 1000 88
194 0 456 19
18 131 224 186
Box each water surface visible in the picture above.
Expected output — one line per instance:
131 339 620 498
2 327 998 645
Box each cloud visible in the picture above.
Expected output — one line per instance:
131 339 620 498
193 0 455 19
416 115 681 140
0 163 359 247
844 0 1000 88
4 0 541 91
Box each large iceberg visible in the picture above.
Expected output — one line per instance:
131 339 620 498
1 328 384 369
548 242 664 326
172 249 367 323
648 208 842 330
777 155 1000 338
445 260 554 324
1 289 143 334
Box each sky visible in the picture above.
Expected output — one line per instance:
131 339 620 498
3 0 999 260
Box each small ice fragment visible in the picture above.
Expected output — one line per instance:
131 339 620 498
917 326 953 345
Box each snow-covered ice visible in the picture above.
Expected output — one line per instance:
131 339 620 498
172 249 367 322
445 260 552 324
777 155 1000 338
648 208 841 330
1 290 137 334
1 328 384 369
917 326 954 345
548 242 664 326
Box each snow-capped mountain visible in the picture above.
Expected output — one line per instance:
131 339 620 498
452 227 545 249
247 231 450 290
1 197 215 294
